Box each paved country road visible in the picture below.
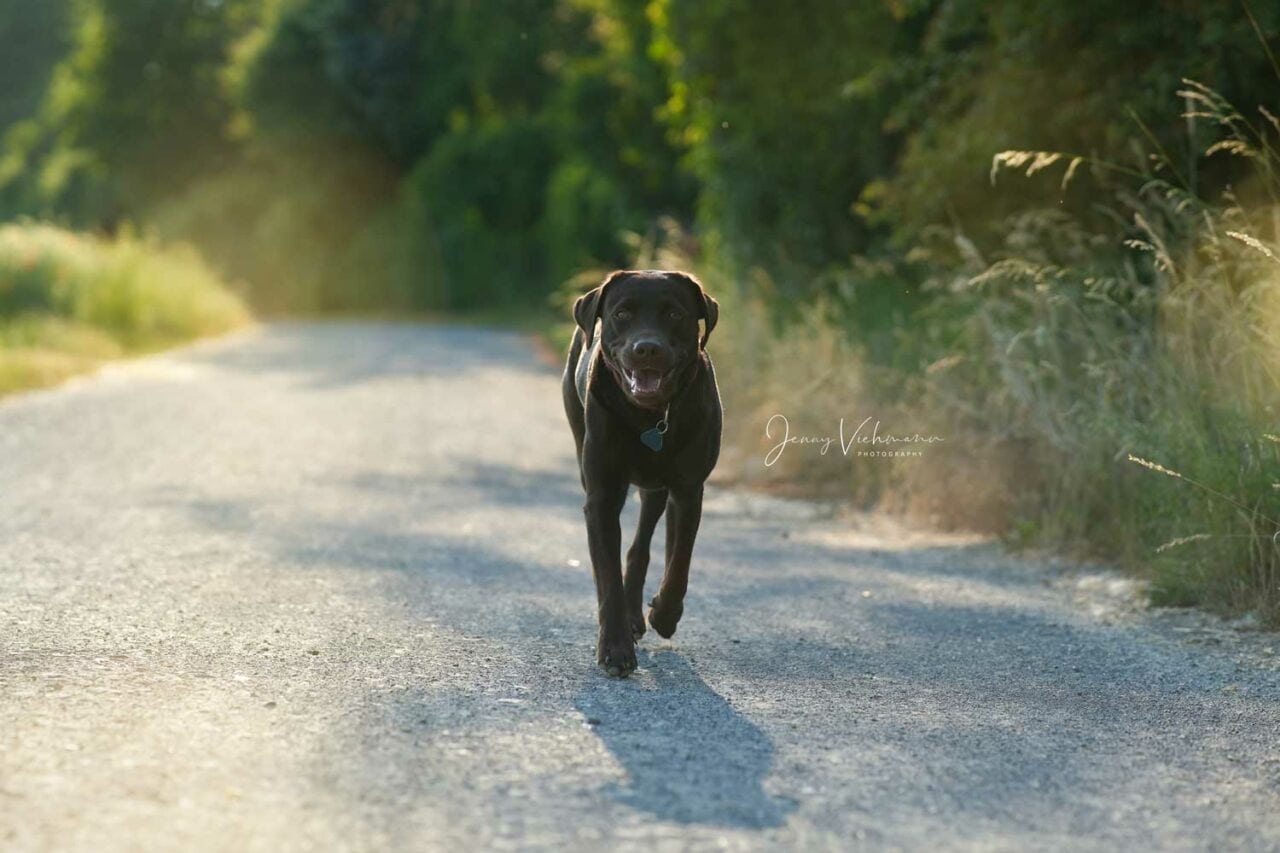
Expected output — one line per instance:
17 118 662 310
2 323 1279 852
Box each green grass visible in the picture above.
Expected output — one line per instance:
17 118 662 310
0 222 249 394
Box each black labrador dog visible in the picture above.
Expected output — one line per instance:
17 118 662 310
562 269 721 677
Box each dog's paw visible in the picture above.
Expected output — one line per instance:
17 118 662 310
597 632 637 678
628 608 647 642
647 595 684 639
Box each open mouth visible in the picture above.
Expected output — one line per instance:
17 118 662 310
622 366 669 399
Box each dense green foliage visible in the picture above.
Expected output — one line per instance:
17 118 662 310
4 0 1276 312
0 0 69 135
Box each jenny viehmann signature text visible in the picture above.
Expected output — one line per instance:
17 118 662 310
764 414 945 467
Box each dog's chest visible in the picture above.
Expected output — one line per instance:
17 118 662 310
623 422 710 489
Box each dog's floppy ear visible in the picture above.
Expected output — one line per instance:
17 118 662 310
573 270 628 346
673 272 719 349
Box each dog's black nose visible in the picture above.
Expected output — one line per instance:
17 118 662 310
631 339 663 361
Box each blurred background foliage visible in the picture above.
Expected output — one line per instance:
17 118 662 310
1 0 1278 619
3 0 1274 314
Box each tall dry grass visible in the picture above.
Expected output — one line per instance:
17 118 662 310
950 79 1280 619
630 83 1280 623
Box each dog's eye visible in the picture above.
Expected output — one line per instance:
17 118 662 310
613 309 632 321
668 310 684 321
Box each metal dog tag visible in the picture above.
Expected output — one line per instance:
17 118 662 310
640 410 669 451
640 427 664 452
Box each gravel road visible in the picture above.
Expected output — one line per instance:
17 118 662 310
2 322 1279 852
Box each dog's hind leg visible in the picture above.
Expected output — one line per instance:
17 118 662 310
624 488 667 641
648 483 703 639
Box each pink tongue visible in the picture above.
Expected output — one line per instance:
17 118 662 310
632 371 662 394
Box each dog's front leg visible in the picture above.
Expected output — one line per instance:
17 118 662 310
583 474 635 677
648 483 703 638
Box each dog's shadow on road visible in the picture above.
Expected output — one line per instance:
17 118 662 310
574 649 794 829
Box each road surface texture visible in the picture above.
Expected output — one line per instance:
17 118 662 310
2 323 1279 852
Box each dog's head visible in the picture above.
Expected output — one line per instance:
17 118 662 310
573 269 719 410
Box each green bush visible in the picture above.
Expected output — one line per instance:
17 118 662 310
408 118 555 309
0 222 249 392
